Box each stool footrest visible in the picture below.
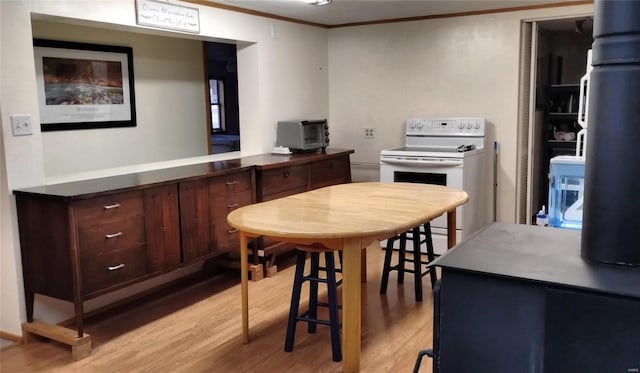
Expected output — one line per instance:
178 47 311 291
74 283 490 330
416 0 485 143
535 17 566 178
296 312 343 327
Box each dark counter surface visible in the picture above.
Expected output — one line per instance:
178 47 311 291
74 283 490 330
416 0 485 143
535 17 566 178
433 223 640 299
240 148 353 169
13 149 354 199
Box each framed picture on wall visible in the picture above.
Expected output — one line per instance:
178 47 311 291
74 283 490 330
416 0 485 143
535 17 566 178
33 39 137 131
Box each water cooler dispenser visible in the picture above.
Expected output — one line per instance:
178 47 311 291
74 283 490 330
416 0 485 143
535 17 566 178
548 156 585 229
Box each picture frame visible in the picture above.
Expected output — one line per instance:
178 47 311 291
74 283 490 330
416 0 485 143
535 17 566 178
33 39 137 131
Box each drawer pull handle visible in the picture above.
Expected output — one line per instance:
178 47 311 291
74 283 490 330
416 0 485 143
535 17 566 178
107 264 125 271
227 203 239 208
103 203 121 210
283 171 290 177
105 232 123 239
227 228 239 234
226 180 238 185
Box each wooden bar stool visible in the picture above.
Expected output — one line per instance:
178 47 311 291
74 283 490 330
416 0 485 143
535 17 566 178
380 222 437 302
284 247 342 362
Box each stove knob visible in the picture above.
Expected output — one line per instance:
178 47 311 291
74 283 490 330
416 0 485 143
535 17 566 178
409 120 416 129
474 122 481 129
458 122 464 129
466 122 472 129
417 120 424 129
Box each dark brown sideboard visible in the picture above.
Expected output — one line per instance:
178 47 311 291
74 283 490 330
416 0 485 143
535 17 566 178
13 149 353 352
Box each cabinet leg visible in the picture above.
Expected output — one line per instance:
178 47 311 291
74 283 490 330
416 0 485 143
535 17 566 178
25 291 35 322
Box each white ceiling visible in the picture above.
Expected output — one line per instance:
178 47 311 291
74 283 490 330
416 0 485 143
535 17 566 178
203 0 582 26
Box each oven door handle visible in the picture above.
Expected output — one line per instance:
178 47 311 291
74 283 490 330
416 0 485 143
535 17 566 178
380 158 463 167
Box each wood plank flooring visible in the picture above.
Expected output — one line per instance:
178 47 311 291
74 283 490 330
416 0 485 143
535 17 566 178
0 247 435 372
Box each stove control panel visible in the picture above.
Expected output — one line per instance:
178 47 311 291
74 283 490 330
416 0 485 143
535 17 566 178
406 117 485 136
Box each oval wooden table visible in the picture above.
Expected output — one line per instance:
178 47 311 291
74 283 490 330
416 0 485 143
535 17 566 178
227 182 469 372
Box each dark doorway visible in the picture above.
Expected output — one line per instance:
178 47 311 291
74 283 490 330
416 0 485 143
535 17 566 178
204 42 240 154
529 17 593 221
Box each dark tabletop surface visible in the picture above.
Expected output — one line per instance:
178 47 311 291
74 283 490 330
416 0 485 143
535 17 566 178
433 222 640 299
13 149 354 199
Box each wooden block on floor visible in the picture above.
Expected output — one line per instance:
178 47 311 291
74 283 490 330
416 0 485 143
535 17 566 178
265 265 278 277
249 264 264 281
22 321 91 361
72 339 92 361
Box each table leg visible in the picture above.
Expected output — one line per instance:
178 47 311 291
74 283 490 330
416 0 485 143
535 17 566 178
342 237 362 373
240 232 249 344
361 248 367 283
447 209 457 249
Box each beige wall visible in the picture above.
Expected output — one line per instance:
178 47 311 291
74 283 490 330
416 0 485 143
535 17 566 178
329 4 593 225
32 21 209 177
0 0 593 344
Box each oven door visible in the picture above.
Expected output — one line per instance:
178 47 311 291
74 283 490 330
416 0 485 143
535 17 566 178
380 156 464 253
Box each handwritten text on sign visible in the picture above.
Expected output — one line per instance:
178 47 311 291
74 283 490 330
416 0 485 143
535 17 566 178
135 0 200 34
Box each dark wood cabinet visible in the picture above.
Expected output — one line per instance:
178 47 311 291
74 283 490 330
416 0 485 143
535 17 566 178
144 185 181 274
16 186 183 331
178 169 255 262
75 190 148 296
258 164 308 201
309 156 351 189
208 170 254 256
13 149 353 343
179 178 215 262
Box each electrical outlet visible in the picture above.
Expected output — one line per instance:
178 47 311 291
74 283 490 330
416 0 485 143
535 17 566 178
11 114 33 136
363 127 375 139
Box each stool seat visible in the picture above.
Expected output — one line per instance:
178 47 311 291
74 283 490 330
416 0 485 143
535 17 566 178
285 249 342 362
380 222 438 302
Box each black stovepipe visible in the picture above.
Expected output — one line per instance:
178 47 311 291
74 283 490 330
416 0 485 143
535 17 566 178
581 0 640 266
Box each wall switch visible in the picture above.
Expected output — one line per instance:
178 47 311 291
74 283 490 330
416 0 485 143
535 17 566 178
11 114 33 136
363 127 375 138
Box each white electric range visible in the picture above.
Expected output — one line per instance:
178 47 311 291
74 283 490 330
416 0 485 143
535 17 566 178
380 117 489 253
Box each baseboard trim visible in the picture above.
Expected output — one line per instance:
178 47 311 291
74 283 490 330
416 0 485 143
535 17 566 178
0 330 23 346
350 162 379 169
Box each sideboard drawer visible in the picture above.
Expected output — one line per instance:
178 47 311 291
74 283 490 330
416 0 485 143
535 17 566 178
260 165 307 197
77 216 146 259
310 157 350 189
210 189 252 255
74 191 144 224
80 244 147 295
211 220 241 254
209 171 252 195
210 189 253 218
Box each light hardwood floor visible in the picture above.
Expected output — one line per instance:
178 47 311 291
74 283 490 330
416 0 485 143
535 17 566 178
1 247 435 372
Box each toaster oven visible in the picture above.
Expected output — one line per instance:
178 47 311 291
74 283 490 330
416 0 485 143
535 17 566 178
276 120 329 151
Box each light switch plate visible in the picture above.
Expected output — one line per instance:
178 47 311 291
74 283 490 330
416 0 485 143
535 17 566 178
11 114 33 136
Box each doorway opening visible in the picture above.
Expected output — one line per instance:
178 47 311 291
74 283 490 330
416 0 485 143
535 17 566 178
517 16 593 224
204 42 240 154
